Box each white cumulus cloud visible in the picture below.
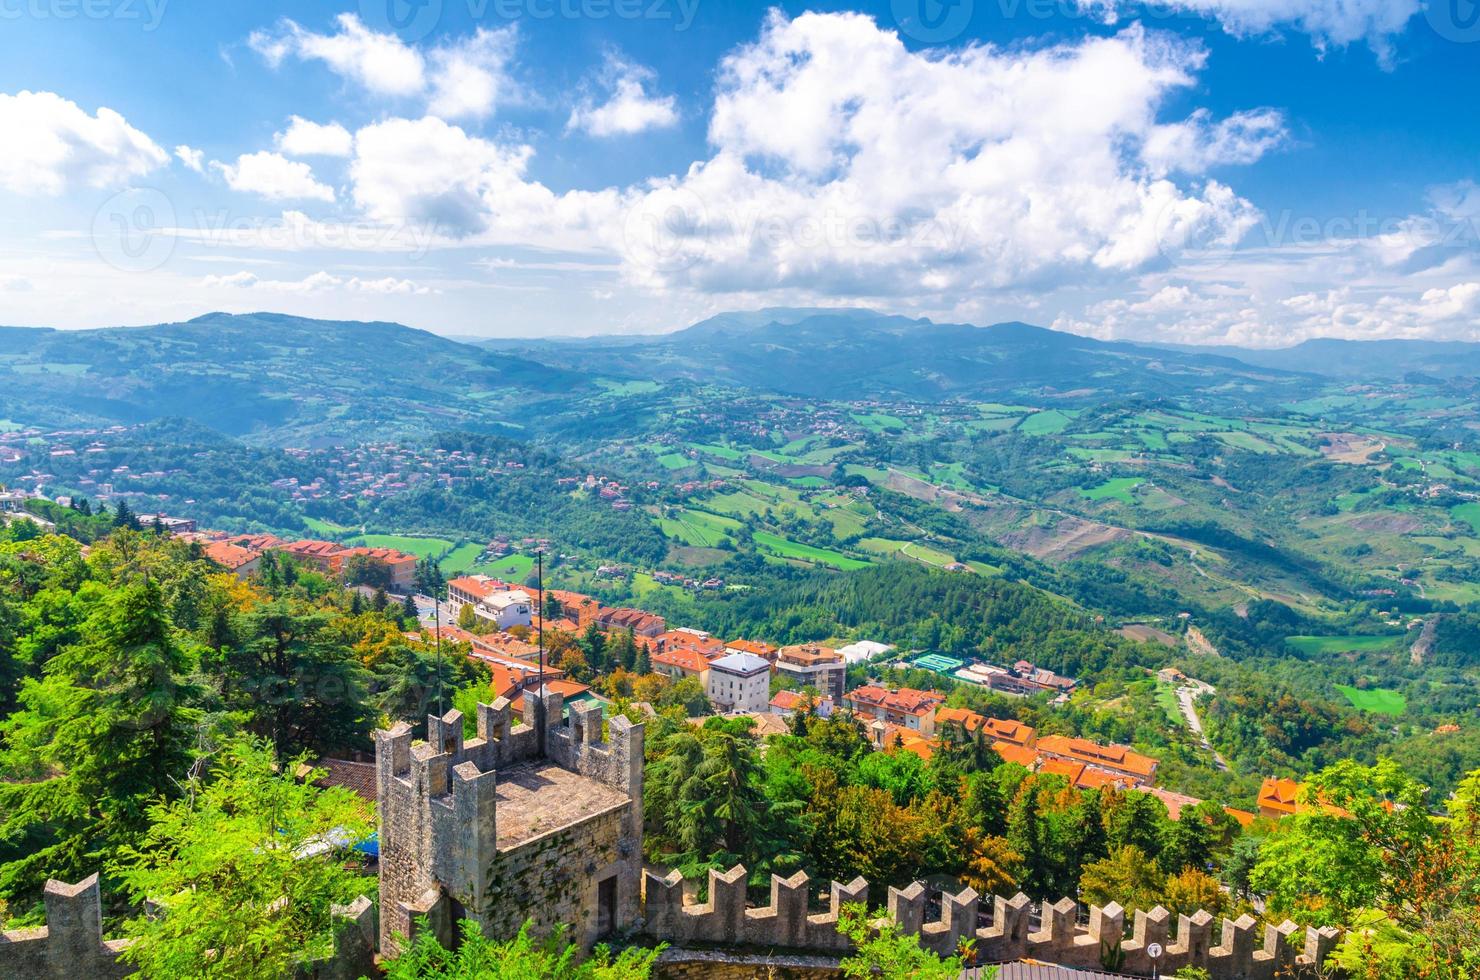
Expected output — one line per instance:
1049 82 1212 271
1080 0 1423 66
275 116 353 157
568 55 679 137
250 17 517 120
175 145 205 173
212 151 336 202
0 90 167 195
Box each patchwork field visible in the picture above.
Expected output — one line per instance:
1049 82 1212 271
752 531 870 570
1286 635 1400 656
347 534 452 558
1335 684 1406 716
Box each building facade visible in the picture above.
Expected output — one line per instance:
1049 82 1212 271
706 652 772 714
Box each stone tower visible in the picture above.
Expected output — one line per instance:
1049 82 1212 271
375 688 643 956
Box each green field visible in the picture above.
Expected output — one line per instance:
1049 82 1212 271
752 531 870 570
473 553 535 580
303 516 356 536
658 508 741 548
1453 502 1480 535
655 452 693 470
347 533 452 558
1335 684 1407 716
596 379 661 396
1081 477 1144 504
1286 635 1399 655
439 542 485 574
899 542 955 567
1018 410 1075 435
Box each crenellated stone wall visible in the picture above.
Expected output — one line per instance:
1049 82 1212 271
0 874 377 980
0 698 1343 980
643 864 1341 980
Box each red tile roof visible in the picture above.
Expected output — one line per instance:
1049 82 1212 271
203 540 257 571
652 647 710 675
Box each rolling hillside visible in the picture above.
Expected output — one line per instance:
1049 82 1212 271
0 312 580 443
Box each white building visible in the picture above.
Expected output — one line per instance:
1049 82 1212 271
706 652 772 714
837 640 893 665
476 590 533 630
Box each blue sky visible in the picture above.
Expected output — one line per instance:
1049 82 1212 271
0 0 1477 344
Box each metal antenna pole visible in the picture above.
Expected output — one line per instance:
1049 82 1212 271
536 549 546 753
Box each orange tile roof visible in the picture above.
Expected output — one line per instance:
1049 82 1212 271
283 539 345 558
993 743 1039 768
226 533 285 552
1075 768 1134 791
879 724 934 760
934 706 987 731
727 639 778 658
777 643 842 665
341 546 416 565
1225 807 1257 827
1039 758 1085 784
203 540 257 571
652 647 710 675
983 716 1037 746
1036 734 1158 779
846 685 944 717
1257 777 1302 816
1144 787 1203 821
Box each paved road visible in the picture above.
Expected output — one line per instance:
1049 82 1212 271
1175 682 1229 772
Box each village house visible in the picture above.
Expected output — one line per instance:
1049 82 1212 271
597 607 666 638
202 540 261 579
651 647 710 687
775 643 847 702
725 638 778 663
705 652 772 714
1035 734 1159 787
769 689 834 718
844 686 945 735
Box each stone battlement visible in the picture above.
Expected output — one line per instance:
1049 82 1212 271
643 865 1339 980
0 874 376 980
376 689 645 955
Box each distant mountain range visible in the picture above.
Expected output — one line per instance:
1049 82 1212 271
0 312 577 443
1 308 1476 442
483 308 1309 404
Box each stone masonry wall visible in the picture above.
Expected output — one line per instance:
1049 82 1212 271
0 874 377 980
376 690 644 956
482 802 629 949
644 865 1341 980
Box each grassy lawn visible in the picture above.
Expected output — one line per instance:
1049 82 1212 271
439 542 485 574
752 531 870 570
1286 634 1399 655
655 452 694 470
303 516 356 536
899 542 955 567
850 412 908 434
1452 502 1480 535
1153 680 1185 727
1017 410 1075 435
473 553 535 580
1336 684 1407 716
347 534 452 558
1081 477 1144 504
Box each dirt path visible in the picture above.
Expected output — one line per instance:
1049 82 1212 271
1411 616 1438 666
